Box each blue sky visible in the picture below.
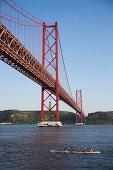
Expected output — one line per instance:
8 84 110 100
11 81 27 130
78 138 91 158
0 0 113 115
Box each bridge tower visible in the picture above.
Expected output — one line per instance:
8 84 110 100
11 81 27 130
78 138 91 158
76 90 83 124
40 22 61 126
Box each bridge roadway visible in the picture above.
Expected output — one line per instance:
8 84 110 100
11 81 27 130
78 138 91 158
0 22 84 116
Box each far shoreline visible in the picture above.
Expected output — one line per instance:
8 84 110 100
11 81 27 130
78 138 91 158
0 123 113 126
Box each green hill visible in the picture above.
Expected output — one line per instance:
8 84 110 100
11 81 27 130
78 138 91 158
0 110 80 124
1 110 113 125
86 111 113 125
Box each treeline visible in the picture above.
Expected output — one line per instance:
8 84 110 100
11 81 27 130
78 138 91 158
86 111 113 125
1 110 113 125
0 110 80 124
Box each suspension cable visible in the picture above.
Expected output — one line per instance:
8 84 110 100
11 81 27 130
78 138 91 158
0 16 41 27
10 0 54 24
58 32 73 99
0 10 40 25
3 0 43 25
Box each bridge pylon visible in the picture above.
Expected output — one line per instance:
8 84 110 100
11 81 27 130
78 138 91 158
41 22 59 122
76 90 84 124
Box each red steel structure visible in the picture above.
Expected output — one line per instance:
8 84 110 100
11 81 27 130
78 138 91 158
0 21 85 120
76 90 85 124
0 0 85 121
41 22 59 121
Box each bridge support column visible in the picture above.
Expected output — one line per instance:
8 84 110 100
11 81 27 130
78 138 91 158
41 87 44 121
55 22 59 121
76 90 78 124
80 90 83 123
41 22 46 121
40 22 59 122
76 112 78 124
76 90 83 124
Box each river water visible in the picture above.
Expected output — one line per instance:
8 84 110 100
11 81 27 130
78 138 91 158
0 125 113 170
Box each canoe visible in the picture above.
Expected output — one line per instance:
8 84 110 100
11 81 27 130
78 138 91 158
50 150 101 154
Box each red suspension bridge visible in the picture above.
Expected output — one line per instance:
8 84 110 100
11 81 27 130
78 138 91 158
0 0 85 124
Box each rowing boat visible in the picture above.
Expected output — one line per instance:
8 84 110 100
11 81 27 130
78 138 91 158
50 150 101 154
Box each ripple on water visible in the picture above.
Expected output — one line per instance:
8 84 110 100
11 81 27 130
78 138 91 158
0 125 113 169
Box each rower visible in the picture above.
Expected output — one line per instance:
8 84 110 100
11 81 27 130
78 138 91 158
90 148 93 152
83 148 87 152
78 148 82 152
71 147 75 151
64 147 68 151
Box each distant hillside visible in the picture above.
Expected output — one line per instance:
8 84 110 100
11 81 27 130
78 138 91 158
1 110 113 125
0 110 80 124
86 111 113 125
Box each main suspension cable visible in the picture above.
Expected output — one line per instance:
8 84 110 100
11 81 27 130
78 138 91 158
0 10 40 25
3 0 43 25
10 0 54 24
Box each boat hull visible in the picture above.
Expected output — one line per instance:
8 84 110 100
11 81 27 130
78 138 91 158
50 150 101 154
